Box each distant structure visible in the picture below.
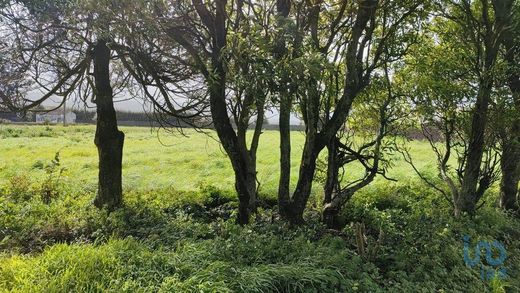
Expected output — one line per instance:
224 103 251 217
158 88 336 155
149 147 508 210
0 111 27 123
35 109 76 124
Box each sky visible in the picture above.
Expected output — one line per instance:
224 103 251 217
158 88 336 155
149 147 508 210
35 91 302 125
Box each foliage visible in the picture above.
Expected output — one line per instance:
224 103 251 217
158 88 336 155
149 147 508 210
0 126 519 291
40 152 66 204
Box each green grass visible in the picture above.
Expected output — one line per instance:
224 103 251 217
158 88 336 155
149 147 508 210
0 125 306 195
0 124 436 196
0 124 518 292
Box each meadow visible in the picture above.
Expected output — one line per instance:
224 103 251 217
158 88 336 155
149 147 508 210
0 124 519 292
0 124 434 195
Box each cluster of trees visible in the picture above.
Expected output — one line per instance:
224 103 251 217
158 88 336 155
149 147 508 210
0 0 518 227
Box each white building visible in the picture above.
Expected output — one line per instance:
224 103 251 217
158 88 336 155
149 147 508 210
35 109 76 124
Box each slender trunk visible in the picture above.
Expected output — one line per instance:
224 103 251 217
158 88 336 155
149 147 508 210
322 139 349 228
234 169 254 225
458 85 492 214
285 1 375 224
283 140 321 224
324 137 339 204
275 0 292 218
278 96 291 216
246 166 257 211
248 102 265 211
322 114 340 228
236 123 258 214
92 40 124 211
499 17 520 211
278 0 374 225
283 76 322 224
499 85 520 212
458 23 500 213
499 131 520 210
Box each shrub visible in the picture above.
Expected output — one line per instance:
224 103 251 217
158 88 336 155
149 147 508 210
5 173 33 202
40 152 66 204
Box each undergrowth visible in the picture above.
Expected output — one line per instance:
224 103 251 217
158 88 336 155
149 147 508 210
1 176 519 292
0 126 518 292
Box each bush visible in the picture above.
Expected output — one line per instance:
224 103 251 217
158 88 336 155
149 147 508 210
40 152 66 204
5 173 33 202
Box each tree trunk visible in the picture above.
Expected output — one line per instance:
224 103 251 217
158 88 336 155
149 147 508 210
279 1 375 225
274 0 292 218
457 85 492 214
247 102 265 212
92 39 125 211
499 133 520 210
499 15 520 211
324 137 339 204
235 169 255 225
282 141 321 224
458 30 500 214
209 82 253 224
281 74 323 225
278 95 291 217
247 168 257 211
323 156 342 230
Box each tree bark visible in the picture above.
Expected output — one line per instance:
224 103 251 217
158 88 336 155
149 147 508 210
210 76 253 224
499 133 520 210
282 137 321 224
235 101 262 215
92 39 125 211
324 137 339 205
323 144 341 229
180 0 264 224
208 69 254 224
275 0 292 218
278 95 292 217
499 17 520 211
457 84 492 214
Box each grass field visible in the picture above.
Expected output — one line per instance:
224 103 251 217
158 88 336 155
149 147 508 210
0 124 436 196
0 124 519 292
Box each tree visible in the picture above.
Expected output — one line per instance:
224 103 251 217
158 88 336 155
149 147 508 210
0 41 29 112
445 0 513 215
0 0 126 209
400 30 501 216
321 64 406 228
276 0 424 224
498 2 520 211
273 0 295 220
133 0 272 224
0 0 200 210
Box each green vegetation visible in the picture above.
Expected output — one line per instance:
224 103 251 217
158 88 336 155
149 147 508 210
1 0 518 290
0 125 519 292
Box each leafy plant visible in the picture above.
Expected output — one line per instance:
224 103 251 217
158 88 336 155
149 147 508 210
40 152 66 204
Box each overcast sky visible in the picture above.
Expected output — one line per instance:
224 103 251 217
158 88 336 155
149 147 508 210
35 91 302 125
